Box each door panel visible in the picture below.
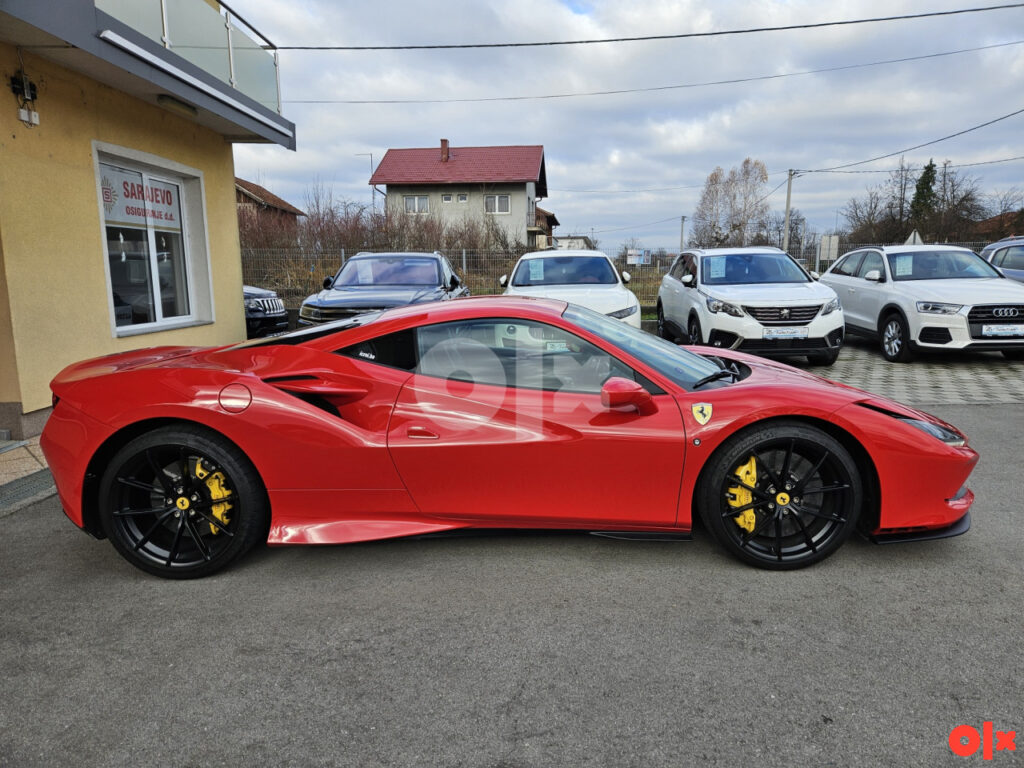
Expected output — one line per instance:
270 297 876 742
387 375 687 527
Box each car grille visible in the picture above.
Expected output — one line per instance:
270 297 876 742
251 298 285 314
967 304 1024 322
967 304 1024 339
302 306 382 322
741 305 822 326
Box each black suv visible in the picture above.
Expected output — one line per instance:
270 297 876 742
244 285 289 338
299 252 470 325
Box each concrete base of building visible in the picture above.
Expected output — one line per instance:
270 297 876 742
0 403 52 440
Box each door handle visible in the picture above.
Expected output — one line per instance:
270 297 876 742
407 426 439 440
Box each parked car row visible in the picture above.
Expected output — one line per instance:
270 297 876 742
656 241 1024 364
251 239 1024 363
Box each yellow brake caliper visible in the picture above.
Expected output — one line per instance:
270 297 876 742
193 460 233 535
727 456 758 533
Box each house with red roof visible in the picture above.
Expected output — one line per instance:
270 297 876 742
369 139 555 248
235 177 306 234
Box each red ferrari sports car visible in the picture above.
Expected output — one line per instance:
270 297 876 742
41 297 977 578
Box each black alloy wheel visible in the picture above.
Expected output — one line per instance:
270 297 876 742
99 426 268 579
657 304 669 340
698 422 861 569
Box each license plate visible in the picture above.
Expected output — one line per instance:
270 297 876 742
982 324 1024 337
763 327 808 339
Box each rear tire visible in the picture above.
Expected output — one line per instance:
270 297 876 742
99 425 268 579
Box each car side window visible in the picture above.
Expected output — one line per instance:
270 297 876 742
856 251 885 278
832 252 865 277
413 319 642 393
336 329 418 370
683 255 697 282
668 258 685 280
1002 247 1024 270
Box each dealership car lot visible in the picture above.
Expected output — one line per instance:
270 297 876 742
1 400 1021 767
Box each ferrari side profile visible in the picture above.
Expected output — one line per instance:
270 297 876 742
41 297 978 578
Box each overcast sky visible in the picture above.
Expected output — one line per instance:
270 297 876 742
232 0 1024 252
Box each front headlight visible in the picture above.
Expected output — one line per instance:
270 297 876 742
916 301 962 315
821 297 841 316
244 298 259 310
706 296 744 317
901 417 966 447
299 304 320 320
607 305 639 319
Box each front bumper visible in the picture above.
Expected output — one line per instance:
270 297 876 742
246 312 289 337
869 510 971 544
701 310 846 356
910 308 1024 351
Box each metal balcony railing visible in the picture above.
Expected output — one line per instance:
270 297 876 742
95 0 281 114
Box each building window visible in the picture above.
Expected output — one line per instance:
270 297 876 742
404 195 429 213
99 160 196 332
457 193 468 203
442 193 453 204
485 194 510 214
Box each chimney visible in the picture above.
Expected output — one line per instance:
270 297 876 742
440 138 449 163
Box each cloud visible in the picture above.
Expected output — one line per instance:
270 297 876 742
234 0 1024 249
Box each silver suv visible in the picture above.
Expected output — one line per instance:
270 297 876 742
979 236 1024 284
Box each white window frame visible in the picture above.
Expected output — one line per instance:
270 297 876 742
93 142 215 338
441 193 453 204
457 193 468 203
485 194 511 215
404 195 429 214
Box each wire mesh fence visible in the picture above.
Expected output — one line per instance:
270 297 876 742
242 241 992 310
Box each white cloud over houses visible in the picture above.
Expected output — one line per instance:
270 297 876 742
234 0 1024 250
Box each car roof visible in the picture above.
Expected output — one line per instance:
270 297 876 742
348 251 442 261
518 249 612 260
690 246 786 258
873 245 976 254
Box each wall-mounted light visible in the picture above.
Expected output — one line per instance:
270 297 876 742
157 94 198 118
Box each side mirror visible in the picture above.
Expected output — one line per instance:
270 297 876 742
449 274 460 290
323 276 334 289
499 274 508 288
864 269 884 282
681 274 695 286
601 377 656 416
621 271 632 284
810 270 820 280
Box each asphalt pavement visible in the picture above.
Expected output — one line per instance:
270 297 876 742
1 399 1021 767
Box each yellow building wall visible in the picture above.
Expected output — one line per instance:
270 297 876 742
0 44 246 418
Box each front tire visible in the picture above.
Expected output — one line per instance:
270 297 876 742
697 422 861 569
881 313 913 362
688 316 703 345
99 425 269 579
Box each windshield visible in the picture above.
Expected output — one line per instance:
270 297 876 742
334 256 440 287
512 256 618 286
230 311 384 349
701 252 810 286
886 249 1001 281
564 305 722 389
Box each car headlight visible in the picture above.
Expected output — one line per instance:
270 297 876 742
821 297 841 315
705 296 744 317
607 305 639 319
916 301 962 315
900 417 966 447
299 305 320 320
244 298 259 310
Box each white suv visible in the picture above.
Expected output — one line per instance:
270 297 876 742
500 249 641 327
657 247 844 365
819 245 1024 362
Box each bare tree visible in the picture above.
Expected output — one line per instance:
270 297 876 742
690 158 769 247
842 188 888 242
934 160 986 241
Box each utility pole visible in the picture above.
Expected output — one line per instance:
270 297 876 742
355 153 374 213
679 215 686 253
781 169 795 255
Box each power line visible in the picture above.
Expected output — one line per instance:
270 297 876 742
276 3 1024 50
591 216 679 235
805 106 1024 171
282 39 1024 105
804 154 1024 174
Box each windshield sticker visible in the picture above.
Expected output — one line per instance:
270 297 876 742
356 261 375 284
708 257 726 279
529 260 545 281
893 254 913 277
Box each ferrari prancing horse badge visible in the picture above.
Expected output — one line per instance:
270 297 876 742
691 403 713 425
